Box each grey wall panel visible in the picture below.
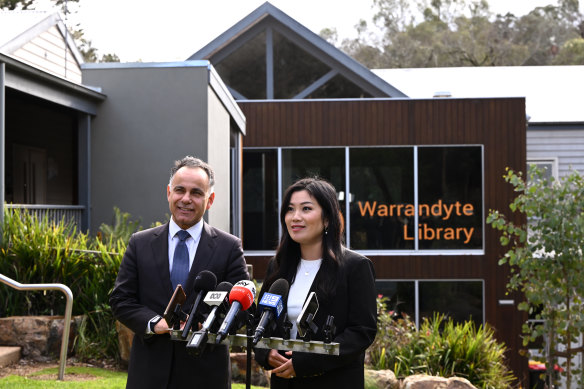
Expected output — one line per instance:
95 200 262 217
83 65 210 232
527 127 584 176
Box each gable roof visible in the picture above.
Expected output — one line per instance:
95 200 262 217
188 1 406 98
0 11 84 66
374 66 584 124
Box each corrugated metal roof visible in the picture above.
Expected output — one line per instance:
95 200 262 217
373 66 584 123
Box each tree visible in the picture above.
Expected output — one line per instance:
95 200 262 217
487 166 584 389
0 0 76 10
324 0 584 68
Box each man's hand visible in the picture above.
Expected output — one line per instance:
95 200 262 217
153 318 171 334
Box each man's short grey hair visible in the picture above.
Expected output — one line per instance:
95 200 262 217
169 156 215 191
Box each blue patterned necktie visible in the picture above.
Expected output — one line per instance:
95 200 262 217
170 230 190 289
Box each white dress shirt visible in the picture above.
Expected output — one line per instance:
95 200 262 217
287 258 322 339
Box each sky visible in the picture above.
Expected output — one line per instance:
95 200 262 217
33 0 584 63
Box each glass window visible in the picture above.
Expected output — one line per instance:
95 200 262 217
419 281 483 327
273 30 330 99
307 74 372 99
281 148 346 236
214 31 267 99
375 281 415 320
528 159 558 183
349 148 414 250
417 147 483 250
242 150 279 250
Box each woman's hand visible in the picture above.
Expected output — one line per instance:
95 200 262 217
270 350 296 379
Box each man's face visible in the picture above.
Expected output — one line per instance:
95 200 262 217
167 167 215 229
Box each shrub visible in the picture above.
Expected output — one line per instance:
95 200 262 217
368 296 515 389
0 207 138 361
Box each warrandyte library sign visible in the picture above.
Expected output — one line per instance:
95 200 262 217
357 199 476 245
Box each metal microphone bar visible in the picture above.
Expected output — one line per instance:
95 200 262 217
170 331 339 355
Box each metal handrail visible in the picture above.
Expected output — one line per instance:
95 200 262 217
0 273 73 380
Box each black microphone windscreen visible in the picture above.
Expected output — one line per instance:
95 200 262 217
194 270 217 292
269 278 289 296
216 281 233 293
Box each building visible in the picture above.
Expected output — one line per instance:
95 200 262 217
0 12 244 234
189 2 529 381
3 3 583 384
1 11 104 229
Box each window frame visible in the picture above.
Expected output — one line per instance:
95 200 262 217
243 145 485 256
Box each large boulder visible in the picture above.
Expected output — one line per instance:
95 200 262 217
402 374 477 389
0 316 81 361
366 369 399 389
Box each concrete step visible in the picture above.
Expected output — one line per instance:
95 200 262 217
0 346 21 367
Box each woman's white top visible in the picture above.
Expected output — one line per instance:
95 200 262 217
287 258 322 339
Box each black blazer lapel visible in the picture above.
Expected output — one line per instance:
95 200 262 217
150 223 173 298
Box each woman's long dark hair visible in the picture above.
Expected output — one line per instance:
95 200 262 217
264 177 345 301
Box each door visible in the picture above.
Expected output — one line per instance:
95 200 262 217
13 144 47 204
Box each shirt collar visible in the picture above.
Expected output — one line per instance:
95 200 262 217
169 218 204 241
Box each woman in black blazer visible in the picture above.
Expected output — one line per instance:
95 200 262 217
254 177 377 389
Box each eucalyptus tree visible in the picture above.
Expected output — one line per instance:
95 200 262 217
325 0 584 68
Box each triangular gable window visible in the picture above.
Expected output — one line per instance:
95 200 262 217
212 25 372 100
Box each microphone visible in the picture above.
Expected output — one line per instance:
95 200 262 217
252 278 289 345
215 280 256 343
296 291 319 340
186 281 232 357
180 270 217 339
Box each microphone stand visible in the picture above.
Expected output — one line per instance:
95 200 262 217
246 311 254 389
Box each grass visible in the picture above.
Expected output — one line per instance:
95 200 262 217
0 367 267 389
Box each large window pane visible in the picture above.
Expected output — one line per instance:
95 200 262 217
419 281 483 327
349 148 414 250
375 281 415 320
214 31 266 99
417 146 483 250
273 31 330 99
307 74 372 99
281 148 346 236
242 150 278 250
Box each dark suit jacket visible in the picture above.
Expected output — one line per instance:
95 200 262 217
254 249 377 389
110 222 249 389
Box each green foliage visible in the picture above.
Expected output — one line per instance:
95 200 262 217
329 0 584 68
368 296 514 389
98 206 141 245
0 207 140 361
487 166 584 388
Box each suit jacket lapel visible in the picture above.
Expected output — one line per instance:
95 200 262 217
150 223 174 299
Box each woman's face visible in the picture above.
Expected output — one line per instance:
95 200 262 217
285 189 326 248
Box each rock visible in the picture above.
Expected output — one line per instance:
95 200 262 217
366 369 399 389
115 320 134 366
230 352 270 387
0 316 81 361
402 374 477 389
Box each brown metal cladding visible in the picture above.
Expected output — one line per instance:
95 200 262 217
239 98 527 382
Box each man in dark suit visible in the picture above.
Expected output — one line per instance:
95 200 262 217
110 156 249 389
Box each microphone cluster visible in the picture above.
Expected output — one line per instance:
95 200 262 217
168 271 335 356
